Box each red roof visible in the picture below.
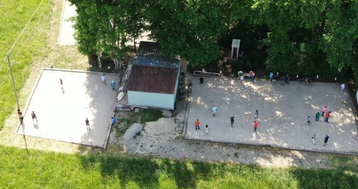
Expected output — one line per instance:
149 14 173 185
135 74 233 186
126 65 178 94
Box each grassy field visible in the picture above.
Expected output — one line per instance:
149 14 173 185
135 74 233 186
0 0 52 130
0 145 357 188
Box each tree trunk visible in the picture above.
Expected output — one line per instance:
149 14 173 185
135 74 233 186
133 38 136 53
88 54 99 69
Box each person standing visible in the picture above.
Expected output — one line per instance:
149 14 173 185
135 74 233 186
60 78 63 88
306 116 311 124
254 110 259 121
321 106 327 117
17 108 22 116
249 70 254 80
325 111 331 123
212 105 217 117
315 112 320 121
269 72 274 83
240 75 244 84
280 76 285 86
31 111 37 125
238 71 244 85
253 121 258 132
341 83 345 94
101 74 106 84
200 76 204 84
323 134 330 147
19 115 24 125
230 116 234 127
195 119 200 130
85 118 90 131
111 116 117 125
285 74 290 84
307 77 312 87
204 125 209 136
31 111 37 120
311 134 317 145
111 80 116 91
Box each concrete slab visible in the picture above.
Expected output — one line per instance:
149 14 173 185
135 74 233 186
186 76 358 153
17 69 120 148
58 0 76 46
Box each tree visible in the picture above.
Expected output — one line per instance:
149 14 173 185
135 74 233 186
147 0 240 65
69 0 129 67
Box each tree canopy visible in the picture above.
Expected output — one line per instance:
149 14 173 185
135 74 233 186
69 0 358 82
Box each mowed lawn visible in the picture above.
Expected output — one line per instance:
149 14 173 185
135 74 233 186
0 145 357 189
0 0 51 129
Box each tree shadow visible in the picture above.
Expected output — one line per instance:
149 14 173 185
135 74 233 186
80 155 160 188
79 153 220 189
289 156 358 188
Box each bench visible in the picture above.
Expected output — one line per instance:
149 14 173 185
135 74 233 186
193 70 221 77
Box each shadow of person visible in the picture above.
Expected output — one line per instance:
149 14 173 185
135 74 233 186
62 87 65 94
33 120 39 129
254 132 261 140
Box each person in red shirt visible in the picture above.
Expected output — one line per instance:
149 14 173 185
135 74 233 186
249 70 255 81
325 111 331 123
254 121 258 132
195 119 200 130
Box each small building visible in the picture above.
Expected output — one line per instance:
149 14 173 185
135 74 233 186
126 55 180 110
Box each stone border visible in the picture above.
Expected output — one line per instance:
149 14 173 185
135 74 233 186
183 138 358 157
15 68 120 149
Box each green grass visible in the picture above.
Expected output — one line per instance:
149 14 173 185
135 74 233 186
114 109 164 138
0 0 52 130
0 145 357 188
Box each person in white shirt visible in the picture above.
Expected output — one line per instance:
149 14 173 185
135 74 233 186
341 83 345 94
101 74 106 84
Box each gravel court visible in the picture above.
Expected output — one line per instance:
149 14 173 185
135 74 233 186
17 69 120 148
185 76 358 153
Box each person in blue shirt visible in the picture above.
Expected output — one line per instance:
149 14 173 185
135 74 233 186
269 72 274 83
212 105 217 117
111 80 115 91
112 116 117 125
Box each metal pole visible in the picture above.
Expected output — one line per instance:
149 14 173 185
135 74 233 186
7 54 20 109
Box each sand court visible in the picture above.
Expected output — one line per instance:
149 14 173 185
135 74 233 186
17 69 120 148
186 76 358 153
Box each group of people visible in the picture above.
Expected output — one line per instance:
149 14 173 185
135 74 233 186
303 105 332 147
237 70 255 84
194 119 209 136
101 74 117 91
194 104 334 146
57 75 118 132
18 108 38 126
310 133 330 146
84 75 119 131
193 71 348 148
306 106 331 125
269 72 315 87
195 107 261 135
269 72 291 85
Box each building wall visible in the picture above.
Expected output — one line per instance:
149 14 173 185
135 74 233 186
128 91 175 110
173 70 180 103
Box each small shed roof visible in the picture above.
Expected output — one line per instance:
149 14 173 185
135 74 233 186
133 55 180 69
126 65 178 94
138 41 161 56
